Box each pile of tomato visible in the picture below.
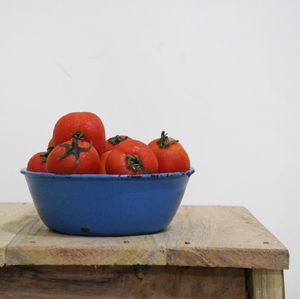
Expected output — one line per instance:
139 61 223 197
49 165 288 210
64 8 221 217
27 112 190 175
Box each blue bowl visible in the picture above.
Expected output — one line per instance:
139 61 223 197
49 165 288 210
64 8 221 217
21 168 194 236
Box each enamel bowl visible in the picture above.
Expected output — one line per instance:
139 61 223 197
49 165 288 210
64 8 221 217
21 168 194 236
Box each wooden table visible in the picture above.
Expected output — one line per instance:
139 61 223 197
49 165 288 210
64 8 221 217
0 203 289 299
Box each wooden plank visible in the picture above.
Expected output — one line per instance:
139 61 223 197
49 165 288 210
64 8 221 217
0 266 247 299
6 216 167 266
0 203 35 266
251 269 285 299
164 206 289 269
1 204 289 269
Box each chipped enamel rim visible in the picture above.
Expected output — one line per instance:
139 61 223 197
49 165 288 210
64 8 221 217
21 167 195 180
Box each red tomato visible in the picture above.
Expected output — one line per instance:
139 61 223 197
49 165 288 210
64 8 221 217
27 152 48 172
53 112 106 155
27 141 55 172
47 139 100 174
48 138 55 150
106 140 158 175
104 135 130 152
148 131 190 173
98 150 112 174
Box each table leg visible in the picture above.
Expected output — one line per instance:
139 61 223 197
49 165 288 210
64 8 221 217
249 269 285 299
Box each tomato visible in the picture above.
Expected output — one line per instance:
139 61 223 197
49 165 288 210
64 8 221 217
106 139 158 175
148 131 190 173
47 138 100 174
48 138 55 150
27 141 55 172
104 135 130 152
27 152 48 172
98 150 111 174
53 112 106 155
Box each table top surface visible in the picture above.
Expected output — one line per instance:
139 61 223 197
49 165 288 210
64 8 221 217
0 203 289 269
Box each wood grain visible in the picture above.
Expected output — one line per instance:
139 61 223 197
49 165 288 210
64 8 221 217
164 206 289 269
0 204 289 269
0 203 35 266
0 265 247 299
251 269 285 299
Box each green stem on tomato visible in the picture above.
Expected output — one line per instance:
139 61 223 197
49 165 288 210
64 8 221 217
39 145 55 163
156 131 178 148
108 135 128 145
59 136 92 161
72 131 85 141
127 154 145 173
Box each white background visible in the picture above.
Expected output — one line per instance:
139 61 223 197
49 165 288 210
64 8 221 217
0 0 299 296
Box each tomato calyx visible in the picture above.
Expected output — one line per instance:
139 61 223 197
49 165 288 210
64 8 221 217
157 131 178 148
127 154 145 173
59 138 93 161
108 135 128 145
72 131 85 141
39 146 54 163
39 152 48 163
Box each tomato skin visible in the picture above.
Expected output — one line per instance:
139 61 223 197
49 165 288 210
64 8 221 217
104 141 113 152
27 152 48 172
53 112 106 155
148 133 190 173
98 150 111 174
48 138 55 149
46 140 100 174
106 140 158 175
104 135 131 152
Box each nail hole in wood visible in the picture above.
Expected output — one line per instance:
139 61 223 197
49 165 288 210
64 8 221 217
184 241 190 245
263 241 269 244
123 240 129 244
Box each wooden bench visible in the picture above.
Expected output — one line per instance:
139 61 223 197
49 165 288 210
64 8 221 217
0 203 289 298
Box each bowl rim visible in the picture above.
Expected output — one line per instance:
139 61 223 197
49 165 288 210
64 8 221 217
20 167 195 180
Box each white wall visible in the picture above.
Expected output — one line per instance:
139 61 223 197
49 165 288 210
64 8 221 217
0 0 299 296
